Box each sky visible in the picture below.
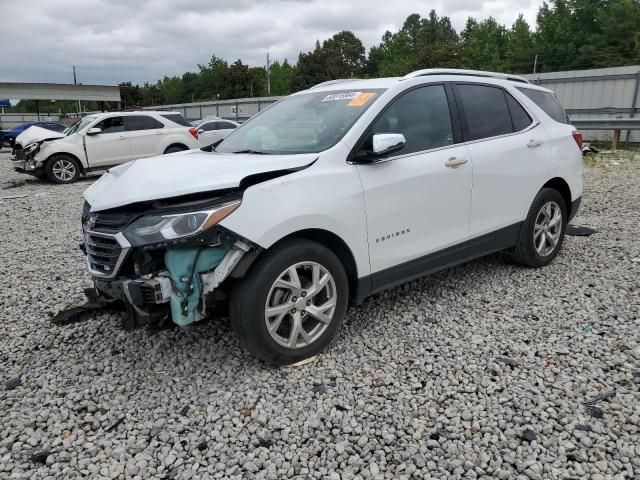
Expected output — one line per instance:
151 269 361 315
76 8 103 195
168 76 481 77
1 0 542 86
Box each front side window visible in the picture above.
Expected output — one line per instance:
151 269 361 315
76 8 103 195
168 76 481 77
217 89 386 154
217 121 237 130
369 85 454 156
456 84 513 141
517 87 568 124
95 116 124 134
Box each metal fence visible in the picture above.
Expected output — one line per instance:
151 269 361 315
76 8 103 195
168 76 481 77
0 112 62 129
142 96 283 122
524 65 640 142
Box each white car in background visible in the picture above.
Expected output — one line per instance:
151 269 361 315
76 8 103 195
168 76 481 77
194 117 240 146
12 111 200 184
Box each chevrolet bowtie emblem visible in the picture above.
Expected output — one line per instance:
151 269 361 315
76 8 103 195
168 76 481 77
85 216 97 230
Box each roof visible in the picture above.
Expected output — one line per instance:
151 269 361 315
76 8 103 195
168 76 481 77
0 82 120 102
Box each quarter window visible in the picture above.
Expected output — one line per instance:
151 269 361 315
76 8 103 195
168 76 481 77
517 87 568 124
456 84 513 141
370 85 454 157
94 116 124 134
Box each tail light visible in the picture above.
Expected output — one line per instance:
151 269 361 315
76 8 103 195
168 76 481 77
572 130 583 150
189 127 198 140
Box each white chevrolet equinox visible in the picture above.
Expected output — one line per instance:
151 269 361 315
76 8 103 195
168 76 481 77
81 69 583 364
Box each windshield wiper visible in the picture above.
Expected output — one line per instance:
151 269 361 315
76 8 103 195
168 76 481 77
230 149 271 155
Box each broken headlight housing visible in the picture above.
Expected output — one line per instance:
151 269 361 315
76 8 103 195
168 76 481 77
123 200 241 246
23 142 39 157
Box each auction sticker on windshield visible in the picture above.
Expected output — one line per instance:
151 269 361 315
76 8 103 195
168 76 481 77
347 92 377 107
322 92 361 102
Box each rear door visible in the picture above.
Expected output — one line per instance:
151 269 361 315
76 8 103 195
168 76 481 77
453 83 550 243
356 83 473 279
125 115 166 159
84 116 130 167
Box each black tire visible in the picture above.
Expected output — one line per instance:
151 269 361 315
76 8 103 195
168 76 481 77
164 145 187 154
230 239 349 365
511 188 567 267
45 155 80 184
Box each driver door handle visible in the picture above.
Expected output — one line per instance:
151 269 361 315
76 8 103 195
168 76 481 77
527 139 544 148
445 157 468 169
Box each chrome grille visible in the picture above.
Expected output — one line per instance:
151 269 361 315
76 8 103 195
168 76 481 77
84 230 130 279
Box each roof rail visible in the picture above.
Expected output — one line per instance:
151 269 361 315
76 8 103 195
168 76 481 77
402 69 530 84
309 79 362 90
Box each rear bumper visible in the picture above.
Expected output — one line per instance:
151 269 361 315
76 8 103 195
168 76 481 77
569 196 581 222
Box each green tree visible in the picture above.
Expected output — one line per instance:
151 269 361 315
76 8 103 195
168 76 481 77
461 17 509 71
290 41 331 91
506 15 536 72
322 30 366 78
220 60 252 99
269 59 296 96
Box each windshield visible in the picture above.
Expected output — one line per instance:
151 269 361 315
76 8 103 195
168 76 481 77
65 116 97 135
216 89 386 154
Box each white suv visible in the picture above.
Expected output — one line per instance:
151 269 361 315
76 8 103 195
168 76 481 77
13 111 200 183
81 69 583 364
194 117 240 146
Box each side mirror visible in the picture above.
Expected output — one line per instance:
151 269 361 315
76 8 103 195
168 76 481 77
372 133 406 156
87 127 102 136
197 128 204 134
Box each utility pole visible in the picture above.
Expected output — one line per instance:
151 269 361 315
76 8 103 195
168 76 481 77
533 54 538 74
73 65 81 116
266 52 271 95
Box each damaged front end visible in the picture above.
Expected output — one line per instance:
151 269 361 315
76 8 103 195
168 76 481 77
81 192 259 329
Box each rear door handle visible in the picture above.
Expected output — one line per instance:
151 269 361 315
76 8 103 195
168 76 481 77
527 139 544 148
445 157 468 169
118 135 127 140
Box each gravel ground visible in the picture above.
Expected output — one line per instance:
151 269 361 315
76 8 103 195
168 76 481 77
1 148 639 480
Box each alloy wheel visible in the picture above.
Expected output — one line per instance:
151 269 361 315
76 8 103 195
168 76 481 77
264 261 337 349
533 200 562 256
52 159 76 182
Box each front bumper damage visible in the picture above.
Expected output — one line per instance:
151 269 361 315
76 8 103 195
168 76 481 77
81 200 259 329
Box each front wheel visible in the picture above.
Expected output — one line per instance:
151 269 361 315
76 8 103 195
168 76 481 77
511 188 567 267
230 239 349 365
46 155 80 184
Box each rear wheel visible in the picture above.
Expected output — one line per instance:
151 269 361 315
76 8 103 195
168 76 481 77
164 145 187 154
230 239 348 365
46 155 80 184
511 188 567 267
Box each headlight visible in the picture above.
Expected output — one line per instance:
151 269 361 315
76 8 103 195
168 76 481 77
123 200 241 245
24 143 39 155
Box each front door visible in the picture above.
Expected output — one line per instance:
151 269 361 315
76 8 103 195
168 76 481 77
356 84 472 284
84 116 130 167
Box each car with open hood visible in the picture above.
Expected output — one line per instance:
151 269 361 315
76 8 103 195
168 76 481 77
80 69 583 365
1 121 65 148
12 111 200 183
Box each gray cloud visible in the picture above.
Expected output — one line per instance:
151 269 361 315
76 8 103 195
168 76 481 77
1 0 542 85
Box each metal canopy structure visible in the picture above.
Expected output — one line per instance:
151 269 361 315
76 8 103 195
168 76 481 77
0 82 120 102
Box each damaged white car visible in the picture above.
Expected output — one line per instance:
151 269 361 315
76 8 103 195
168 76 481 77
82 69 583 364
13 111 199 184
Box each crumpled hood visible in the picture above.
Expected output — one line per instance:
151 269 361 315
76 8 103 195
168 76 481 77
15 126 65 147
84 149 317 212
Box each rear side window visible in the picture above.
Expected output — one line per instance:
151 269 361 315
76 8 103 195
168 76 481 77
455 84 513 141
370 85 454 156
505 94 533 131
517 88 568 124
217 121 237 129
161 113 191 127
198 122 216 132
126 115 163 131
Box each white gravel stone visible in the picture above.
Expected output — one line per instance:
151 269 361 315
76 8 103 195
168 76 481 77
1 149 640 479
